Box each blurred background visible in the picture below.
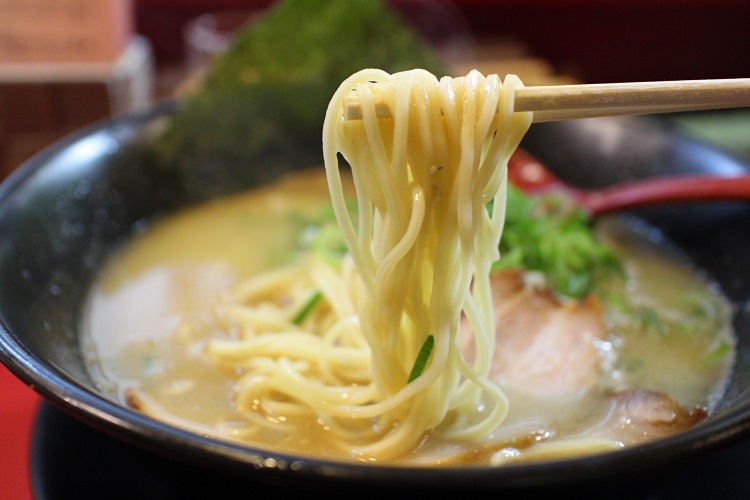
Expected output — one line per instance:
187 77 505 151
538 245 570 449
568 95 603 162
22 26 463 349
1 0 749 179
0 1 749 498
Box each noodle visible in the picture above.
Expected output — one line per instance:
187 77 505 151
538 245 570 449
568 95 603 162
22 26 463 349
205 69 533 460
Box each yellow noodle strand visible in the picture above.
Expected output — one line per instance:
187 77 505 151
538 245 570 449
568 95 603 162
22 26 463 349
202 69 532 461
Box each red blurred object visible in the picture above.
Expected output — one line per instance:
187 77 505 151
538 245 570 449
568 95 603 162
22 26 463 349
509 148 750 216
0 364 38 500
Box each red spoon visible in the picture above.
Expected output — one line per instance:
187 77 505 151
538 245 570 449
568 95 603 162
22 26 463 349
508 149 750 216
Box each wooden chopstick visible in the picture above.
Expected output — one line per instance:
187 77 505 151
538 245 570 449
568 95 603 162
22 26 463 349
343 78 750 123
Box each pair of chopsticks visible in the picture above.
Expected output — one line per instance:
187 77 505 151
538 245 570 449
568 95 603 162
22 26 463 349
343 78 750 123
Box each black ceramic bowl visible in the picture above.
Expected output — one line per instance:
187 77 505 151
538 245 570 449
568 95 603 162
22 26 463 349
2 102 750 499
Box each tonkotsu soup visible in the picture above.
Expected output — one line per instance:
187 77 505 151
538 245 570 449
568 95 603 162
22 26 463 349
82 167 734 466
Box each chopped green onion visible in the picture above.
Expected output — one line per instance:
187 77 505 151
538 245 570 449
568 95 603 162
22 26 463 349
638 306 667 335
703 340 732 365
292 290 324 325
618 355 645 374
296 199 357 266
407 335 435 384
312 223 349 265
495 185 623 299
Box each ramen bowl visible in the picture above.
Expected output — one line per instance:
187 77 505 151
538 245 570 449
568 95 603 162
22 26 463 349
1 101 750 498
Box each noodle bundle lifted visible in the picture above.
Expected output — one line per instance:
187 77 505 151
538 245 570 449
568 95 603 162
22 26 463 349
322 69 532 457
207 69 532 460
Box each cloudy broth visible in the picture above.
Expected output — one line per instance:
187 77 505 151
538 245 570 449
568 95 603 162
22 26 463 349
82 169 735 464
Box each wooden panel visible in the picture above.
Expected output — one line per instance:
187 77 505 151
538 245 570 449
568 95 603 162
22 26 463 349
0 0 133 64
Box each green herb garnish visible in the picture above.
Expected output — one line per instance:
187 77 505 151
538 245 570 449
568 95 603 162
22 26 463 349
292 290 324 325
494 185 623 298
294 199 356 265
703 340 732 365
407 335 435 383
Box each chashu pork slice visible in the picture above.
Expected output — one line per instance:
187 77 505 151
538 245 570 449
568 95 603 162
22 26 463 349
460 269 707 450
592 389 707 446
461 269 607 401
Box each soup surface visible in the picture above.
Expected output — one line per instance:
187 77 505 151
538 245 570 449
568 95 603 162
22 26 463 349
82 168 735 465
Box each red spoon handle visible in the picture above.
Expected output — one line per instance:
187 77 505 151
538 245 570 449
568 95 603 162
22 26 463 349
508 149 750 216
580 175 750 215
508 149 568 194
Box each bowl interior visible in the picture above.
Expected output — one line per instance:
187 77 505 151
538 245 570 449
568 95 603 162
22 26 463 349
2 104 750 495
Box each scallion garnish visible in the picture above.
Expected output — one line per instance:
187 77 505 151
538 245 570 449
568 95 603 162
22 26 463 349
703 340 732 365
292 290 324 325
407 335 435 383
495 185 623 299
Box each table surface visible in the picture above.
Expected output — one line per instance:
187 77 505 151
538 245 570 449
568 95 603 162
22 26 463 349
1 364 38 500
